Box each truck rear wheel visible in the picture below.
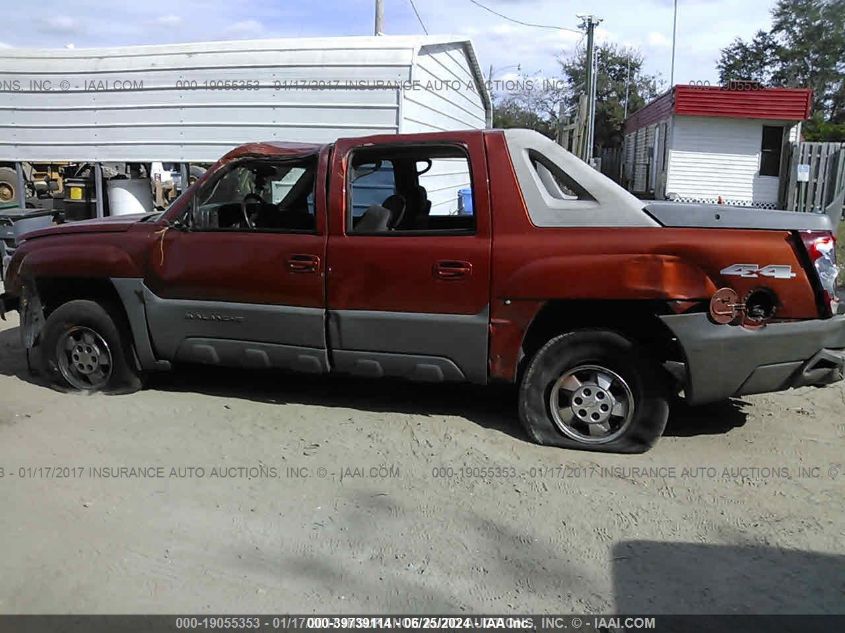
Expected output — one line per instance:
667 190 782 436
518 330 669 453
39 299 142 394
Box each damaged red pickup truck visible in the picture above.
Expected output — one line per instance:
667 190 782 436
2 129 843 452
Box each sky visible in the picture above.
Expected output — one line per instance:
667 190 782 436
0 0 777 90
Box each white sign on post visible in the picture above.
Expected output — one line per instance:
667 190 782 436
796 164 811 183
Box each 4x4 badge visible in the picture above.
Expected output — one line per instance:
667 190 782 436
720 264 796 279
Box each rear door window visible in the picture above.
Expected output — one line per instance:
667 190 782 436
347 146 475 234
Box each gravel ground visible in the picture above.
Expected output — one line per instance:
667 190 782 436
0 312 843 614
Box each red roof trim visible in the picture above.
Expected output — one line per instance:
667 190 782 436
624 85 813 134
623 88 673 134
674 85 812 120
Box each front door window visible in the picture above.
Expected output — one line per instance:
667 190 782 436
191 158 317 232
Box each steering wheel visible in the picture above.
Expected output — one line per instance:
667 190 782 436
239 192 265 228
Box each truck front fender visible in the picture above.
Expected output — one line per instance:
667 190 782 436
18 243 141 283
7 243 144 358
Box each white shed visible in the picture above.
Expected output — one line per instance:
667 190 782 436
0 35 491 163
622 85 812 209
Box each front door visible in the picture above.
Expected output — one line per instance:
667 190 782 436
143 151 329 373
325 133 492 383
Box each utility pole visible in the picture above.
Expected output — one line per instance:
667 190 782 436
623 55 632 119
578 14 602 163
374 0 384 35
670 0 678 86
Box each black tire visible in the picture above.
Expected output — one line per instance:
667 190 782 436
519 330 669 453
0 166 17 204
188 165 206 185
39 299 142 394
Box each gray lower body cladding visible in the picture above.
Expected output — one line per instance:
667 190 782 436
122 280 329 374
328 308 489 384
174 337 328 374
141 286 327 353
332 350 466 382
660 313 845 404
112 278 170 371
111 279 488 383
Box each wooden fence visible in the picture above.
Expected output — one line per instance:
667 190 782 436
599 146 623 184
783 142 845 217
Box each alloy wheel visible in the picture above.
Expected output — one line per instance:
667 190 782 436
56 326 113 390
549 364 635 444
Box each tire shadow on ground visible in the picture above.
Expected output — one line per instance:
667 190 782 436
663 399 749 437
0 323 38 383
152 362 526 442
0 324 752 444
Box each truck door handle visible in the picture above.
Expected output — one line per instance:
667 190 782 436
287 254 320 273
434 260 472 280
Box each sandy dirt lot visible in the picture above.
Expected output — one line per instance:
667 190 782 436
0 312 842 614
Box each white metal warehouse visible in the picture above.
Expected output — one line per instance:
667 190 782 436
0 35 491 163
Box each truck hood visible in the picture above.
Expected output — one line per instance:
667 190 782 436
20 213 154 241
646 201 836 232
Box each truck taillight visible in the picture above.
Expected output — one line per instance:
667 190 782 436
801 231 839 316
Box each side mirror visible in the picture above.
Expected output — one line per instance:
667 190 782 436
167 217 189 231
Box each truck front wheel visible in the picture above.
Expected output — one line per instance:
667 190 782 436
519 330 669 453
39 299 142 394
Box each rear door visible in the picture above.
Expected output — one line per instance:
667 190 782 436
325 132 492 383
142 148 330 373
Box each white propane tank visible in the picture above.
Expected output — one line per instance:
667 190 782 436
107 178 153 215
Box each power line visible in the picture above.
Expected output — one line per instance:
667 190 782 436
466 0 581 33
408 0 429 35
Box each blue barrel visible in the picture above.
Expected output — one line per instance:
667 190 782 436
458 188 474 215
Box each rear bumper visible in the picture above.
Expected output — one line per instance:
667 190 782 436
660 313 845 405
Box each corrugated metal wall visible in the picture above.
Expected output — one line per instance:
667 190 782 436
631 125 654 194
400 43 481 215
0 37 489 163
403 43 487 133
419 157 472 215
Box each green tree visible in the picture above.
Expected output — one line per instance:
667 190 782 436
559 43 662 151
717 30 777 84
489 44 659 151
491 77 567 139
717 0 845 138
492 95 558 139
